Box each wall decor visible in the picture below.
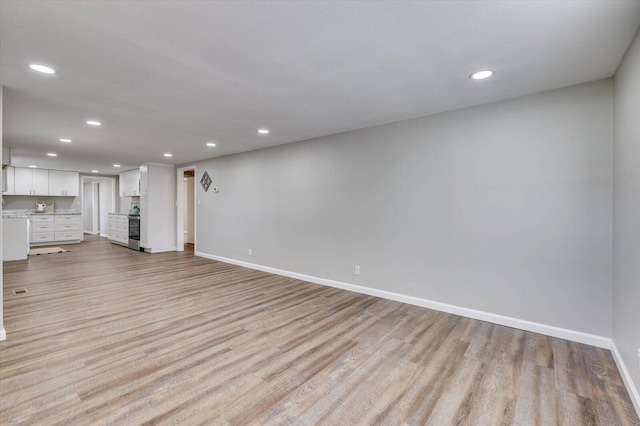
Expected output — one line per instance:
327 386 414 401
200 171 212 192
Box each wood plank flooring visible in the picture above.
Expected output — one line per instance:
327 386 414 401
1 235 638 425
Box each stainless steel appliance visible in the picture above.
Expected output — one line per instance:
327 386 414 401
128 214 141 251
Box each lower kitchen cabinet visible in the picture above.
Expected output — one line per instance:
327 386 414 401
31 215 54 244
107 213 129 246
30 214 82 246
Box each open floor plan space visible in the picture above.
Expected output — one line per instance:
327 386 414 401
1 236 638 425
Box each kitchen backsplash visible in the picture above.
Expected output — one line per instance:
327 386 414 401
2 195 80 210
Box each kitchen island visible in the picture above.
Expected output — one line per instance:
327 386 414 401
2 216 30 261
107 212 129 246
3 209 83 247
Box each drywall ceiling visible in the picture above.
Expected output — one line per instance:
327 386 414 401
1 1 639 173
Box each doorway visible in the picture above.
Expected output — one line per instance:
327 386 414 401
81 176 116 237
83 181 100 234
176 166 196 252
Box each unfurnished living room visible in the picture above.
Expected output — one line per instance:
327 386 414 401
1 1 640 424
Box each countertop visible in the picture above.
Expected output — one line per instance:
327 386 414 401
108 212 130 216
2 209 81 218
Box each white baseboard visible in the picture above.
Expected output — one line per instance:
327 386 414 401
610 341 640 416
195 251 611 349
0 327 6 341
199 251 640 416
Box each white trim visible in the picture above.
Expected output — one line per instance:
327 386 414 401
610 341 640 416
195 251 611 349
176 166 196 252
0 327 5 341
80 175 116 238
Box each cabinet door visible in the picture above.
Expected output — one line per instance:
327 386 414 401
118 171 126 196
49 170 66 196
119 169 140 196
3 166 15 195
119 170 131 196
65 171 79 196
14 168 34 195
139 165 148 197
132 173 140 196
33 169 49 195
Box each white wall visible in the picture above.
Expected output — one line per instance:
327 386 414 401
194 79 613 337
0 85 5 340
613 29 640 403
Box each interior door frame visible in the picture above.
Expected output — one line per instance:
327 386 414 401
176 165 197 252
80 175 117 238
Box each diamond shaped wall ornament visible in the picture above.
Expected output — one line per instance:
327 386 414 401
200 171 212 192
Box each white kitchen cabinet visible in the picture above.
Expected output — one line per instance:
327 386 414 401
65 172 79 196
140 163 174 253
13 168 30 195
30 215 55 244
30 214 82 246
119 169 140 197
49 170 79 196
54 214 82 242
14 167 49 196
3 166 15 195
107 213 129 246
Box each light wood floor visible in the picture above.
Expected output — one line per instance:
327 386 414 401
1 235 638 425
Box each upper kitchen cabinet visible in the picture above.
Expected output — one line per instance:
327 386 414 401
3 166 15 195
119 169 140 197
49 170 79 197
14 167 49 196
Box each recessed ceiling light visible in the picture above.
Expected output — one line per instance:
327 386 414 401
28 64 56 74
113 164 121 168
469 70 494 80
28 165 37 168
47 153 57 157
257 129 269 135
91 170 99 173
164 153 173 157
59 138 72 143
86 120 102 126
206 142 216 147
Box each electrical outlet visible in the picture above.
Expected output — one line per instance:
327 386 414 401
249 249 252 256
354 265 360 275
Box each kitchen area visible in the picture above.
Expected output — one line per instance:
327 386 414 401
3 147 175 260
106 163 175 254
2 148 83 261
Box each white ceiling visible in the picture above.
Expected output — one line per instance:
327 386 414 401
1 1 639 174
